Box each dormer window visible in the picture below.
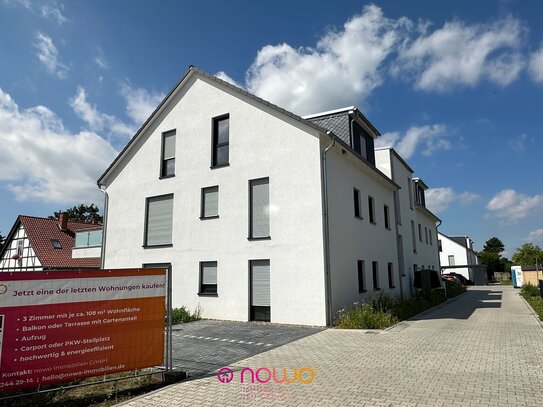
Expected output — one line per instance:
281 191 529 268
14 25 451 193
51 239 62 249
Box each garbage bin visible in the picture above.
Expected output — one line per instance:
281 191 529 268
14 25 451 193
539 280 543 299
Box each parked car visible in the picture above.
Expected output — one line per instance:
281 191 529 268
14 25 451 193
448 272 474 286
441 274 463 285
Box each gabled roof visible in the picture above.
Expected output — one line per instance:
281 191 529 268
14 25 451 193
0 215 101 269
97 65 398 190
97 66 331 187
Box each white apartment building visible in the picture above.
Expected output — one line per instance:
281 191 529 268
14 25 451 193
98 66 441 326
438 233 481 282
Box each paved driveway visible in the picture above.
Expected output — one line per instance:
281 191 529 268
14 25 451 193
171 320 323 377
123 286 543 406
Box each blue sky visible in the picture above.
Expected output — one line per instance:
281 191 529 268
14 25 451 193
0 0 542 257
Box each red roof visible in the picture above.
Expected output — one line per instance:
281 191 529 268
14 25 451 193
19 215 101 269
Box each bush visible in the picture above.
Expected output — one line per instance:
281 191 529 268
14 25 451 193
170 305 201 325
335 303 397 329
521 283 540 298
520 283 543 321
499 279 513 285
444 280 466 298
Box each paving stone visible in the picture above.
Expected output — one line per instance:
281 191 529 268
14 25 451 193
117 286 543 406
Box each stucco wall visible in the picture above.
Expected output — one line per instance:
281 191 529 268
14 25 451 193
103 75 327 325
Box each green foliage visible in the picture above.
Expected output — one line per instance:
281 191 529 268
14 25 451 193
499 279 513 285
170 305 201 325
521 283 540 298
444 280 467 297
482 237 505 254
50 204 103 224
512 243 543 266
335 285 465 330
520 283 543 321
335 303 397 329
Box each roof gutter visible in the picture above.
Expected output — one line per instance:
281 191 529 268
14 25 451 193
321 130 335 326
98 185 108 270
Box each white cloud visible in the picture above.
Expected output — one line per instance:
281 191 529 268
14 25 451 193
41 4 68 25
529 43 543 83
375 124 449 159
95 56 108 69
69 86 134 138
245 4 411 115
425 187 479 213
215 71 242 88
0 87 117 203
394 17 526 91
524 229 543 244
33 32 68 78
510 133 529 152
487 189 542 222
119 84 165 126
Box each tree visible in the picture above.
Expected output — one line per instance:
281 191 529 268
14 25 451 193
479 237 506 280
482 237 505 255
50 204 103 224
512 243 543 266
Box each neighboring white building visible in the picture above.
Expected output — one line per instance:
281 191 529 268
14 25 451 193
98 66 441 326
438 233 481 282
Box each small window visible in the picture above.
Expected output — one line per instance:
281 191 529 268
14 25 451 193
384 205 390 229
249 177 270 239
411 220 417 253
408 178 414 209
199 261 217 295
144 194 174 247
388 262 394 289
17 239 24 255
201 186 219 219
212 115 229 167
368 196 375 224
438 239 442 252
372 261 379 290
353 188 361 219
51 239 62 249
161 130 176 178
357 260 366 293
429 230 433 246
448 255 455 266
418 223 422 242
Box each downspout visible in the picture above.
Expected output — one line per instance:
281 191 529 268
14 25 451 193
321 130 335 326
98 184 109 269
436 219 445 296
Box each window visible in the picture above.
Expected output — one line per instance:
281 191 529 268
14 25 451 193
368 196 375 224
250 260 271 321
201 186 219 219
51 239 62 249
17 239 23 256
357 260 366 293
448 255 455 266
249 178 270 239
438 239 442 252
199 261 217 295
353 188 362 219
418 223 422 242
212 115 229 167
408 178 414 209
429 230 433 246
425 227 428 244
144 194 174 247
411 220 417 253
384 205 390 229
372 261 380 290
160 130 176 178
388 262 394 289
75 230 102 248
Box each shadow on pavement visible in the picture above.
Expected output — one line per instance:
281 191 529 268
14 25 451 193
409 288 503 321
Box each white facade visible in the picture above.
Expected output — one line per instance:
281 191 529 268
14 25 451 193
438 233 480 281
0 224 42 271
99 67 442 326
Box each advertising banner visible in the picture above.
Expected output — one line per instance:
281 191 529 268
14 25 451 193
0 269 166 392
